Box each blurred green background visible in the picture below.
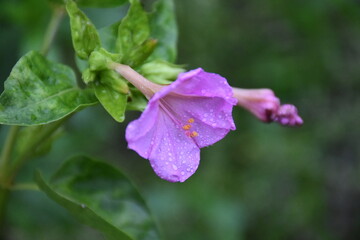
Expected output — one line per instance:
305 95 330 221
1 0 360 239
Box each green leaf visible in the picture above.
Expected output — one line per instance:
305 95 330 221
0 51 97 126
116 0 150 64
93 71 128 122
98 2 155 67
76 0 128 8
66 0 101 59
35 156 160 240
149 0 178 63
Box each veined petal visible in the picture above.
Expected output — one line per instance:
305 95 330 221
126 102 200 182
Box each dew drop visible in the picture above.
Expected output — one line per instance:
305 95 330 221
181 171 185 176
172 164 178 170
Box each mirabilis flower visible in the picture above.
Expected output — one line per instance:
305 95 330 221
232 88 303 126
113 64 237 182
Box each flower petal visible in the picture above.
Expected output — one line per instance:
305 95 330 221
126 101 200 182
125 100 160 159
148 112 200 182
150 68 237 106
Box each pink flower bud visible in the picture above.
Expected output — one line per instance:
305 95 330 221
273 104 303 126
232 88 303 127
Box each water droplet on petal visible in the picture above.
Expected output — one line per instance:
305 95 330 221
172 164 178 170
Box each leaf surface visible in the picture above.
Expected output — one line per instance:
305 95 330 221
0 51 97 126
35 156 160 240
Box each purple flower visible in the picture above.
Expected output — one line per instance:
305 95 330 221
122 68 237 182
232 88 303 126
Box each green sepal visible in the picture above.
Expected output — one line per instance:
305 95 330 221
139 60 185 84
149 0 178 62
126 88 147 112
88 48 121 71
0 51 97 126
100 70 129 94
66 0 101 59
35 156 160 240
82 68 97 84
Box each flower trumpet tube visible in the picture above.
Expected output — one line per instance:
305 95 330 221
232 87 303 126
112 63 237 182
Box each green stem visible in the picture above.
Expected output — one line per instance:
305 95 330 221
9 117 68 181
0 187 9 238
11 183 39 191
40 6 64 56
0 126 20 184
0 126 20 236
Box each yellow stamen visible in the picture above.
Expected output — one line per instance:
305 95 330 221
190 131 198 137
182 124 191 130
188 118 195 123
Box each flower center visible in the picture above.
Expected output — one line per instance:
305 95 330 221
182 118 198 138
159 100 199 139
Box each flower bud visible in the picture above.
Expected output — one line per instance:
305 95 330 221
273 104 303 126
232 88 303 127
139 60 185 84
100 70 129 94
82 68 96 84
